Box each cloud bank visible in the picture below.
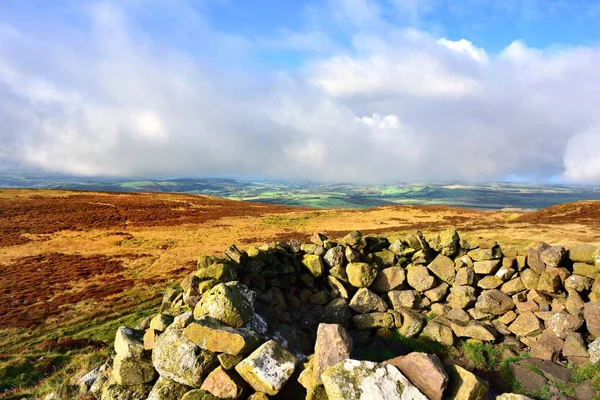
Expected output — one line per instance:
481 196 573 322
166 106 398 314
1 0 600 183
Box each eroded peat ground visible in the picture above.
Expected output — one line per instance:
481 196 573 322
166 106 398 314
1 189 600 397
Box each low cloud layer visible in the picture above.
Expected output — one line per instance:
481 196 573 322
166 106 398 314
1 0 600 183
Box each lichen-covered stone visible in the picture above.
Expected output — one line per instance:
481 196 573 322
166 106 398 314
427 254 456 284
474 290 514 315
181 389 218 400
346 262 378 288
352 312 395 330
147 376 190 400
152 327 218 387
424 283 450 302
235 340 297 396
570 244 598 264
112 354 157 386
447 286 477 309
446 364 489 400
451 321 495 341
388 290 419 310
194 282 255 328
547 312 584 339
421 320 454 346
183 316 260 355
397 308 426 337
324 246 345 268
407 265 436 292
477 276 503 289
473 260 501 275
302 254 325 277
508 312 543 337
321 359 428 400
195 262 238 283
371 267 406 292
149 314 174 332
114 326 146 359
501 278 526 296
349 288 388 314
101 381 153 400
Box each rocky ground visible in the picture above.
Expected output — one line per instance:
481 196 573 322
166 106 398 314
59 229 600 399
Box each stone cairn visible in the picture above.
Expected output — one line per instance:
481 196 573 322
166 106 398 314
74 230 600 400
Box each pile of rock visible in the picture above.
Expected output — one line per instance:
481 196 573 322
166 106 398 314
74 230 600 399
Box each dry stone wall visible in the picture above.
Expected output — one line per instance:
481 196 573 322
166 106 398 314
72 230 600 400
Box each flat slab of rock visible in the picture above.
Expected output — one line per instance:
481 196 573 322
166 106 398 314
313 323 353 386
474 290 514 315
509 361 548 393
386 352 448 400
322 359 428 400
183 316 260 355
235 340 297 396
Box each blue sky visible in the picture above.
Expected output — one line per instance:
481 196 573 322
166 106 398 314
1 0 600 183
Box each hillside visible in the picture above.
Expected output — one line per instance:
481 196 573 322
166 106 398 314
2 189 600 398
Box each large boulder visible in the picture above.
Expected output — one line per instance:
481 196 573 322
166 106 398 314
321 359 428 400
386 352 448 400
152 327 218 387
235 340 297 396
194 282 255 328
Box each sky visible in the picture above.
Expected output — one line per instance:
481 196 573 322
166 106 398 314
1 0 600 183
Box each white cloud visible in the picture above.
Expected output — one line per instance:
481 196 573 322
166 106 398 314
1 0 600 183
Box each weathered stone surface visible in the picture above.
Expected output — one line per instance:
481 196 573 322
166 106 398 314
149 314 174 332
427 254 456 285
473 260 501 275
181 389 218 400
324 246 345 268
313 323 353 386
406 265 436 292
455 267 475 286
510 361 548 393
447 308 470 323
527 248 545 273
321 359 428 400
573 263 600 279
424 283 450 302
101 382 153 400
114 326 146 359
388 290 419 310
475 290 514 315
218 353 244 370
446 364 489 400
349 288 388 314
447 286 477 309
195 282 255 328
589 338 600 363
374 250 396 266
451 321 495 341
147 376 190 400
529 332 564 361
575 380 596 400
563 333 589 358
477 276 503 289
521 358 572 383
571 244 599 263
371 267 406 292
547 312 583 339
235 340 297 396
429 229 460 257
152 327 218 387
495 394 533 400
183 316 260 355
421 320 454 346
540 246 566 267
200 366 246 399
468 248 502 261
302 255 325 278
501 278 526 296
346 263 378 288
537 271 562 294
386 352 448 400
584 302 600 337
113 354 157 386
397 308 426 338
508 312 543 337
352 312 395 330
195 262 237 283
565 274 593 292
